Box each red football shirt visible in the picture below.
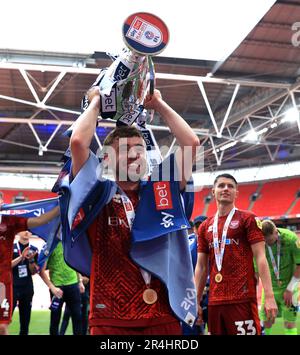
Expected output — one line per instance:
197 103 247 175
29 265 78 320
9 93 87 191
197 209 264 305
0 216 28 282
87 190 177 327
0 215 28 322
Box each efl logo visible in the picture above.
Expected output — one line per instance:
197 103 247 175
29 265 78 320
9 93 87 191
153 182 173 210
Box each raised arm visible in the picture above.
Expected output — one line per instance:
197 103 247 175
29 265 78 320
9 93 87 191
144 90 200 190
27 205 60 229
70 87 101 177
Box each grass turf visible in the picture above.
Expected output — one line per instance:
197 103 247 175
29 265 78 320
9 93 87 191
9 309 72 335
8 310 300 335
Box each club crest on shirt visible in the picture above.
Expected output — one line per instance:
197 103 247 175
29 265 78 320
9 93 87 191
229 220 239 229
255 217 262 230
208 225 213 232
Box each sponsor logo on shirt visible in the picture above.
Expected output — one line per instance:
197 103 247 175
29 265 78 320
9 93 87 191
209 238 240 248
180 288 197 312
153 182 173 210
160 211 174 228
108 217 130 229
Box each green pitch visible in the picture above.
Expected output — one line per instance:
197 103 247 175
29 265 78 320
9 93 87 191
8 310 300 335
9 310 72 335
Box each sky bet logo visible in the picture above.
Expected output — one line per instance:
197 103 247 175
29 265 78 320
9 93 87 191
153 182 173 210
113 62 130 81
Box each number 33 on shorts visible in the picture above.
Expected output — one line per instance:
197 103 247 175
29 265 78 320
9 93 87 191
235 320 256 335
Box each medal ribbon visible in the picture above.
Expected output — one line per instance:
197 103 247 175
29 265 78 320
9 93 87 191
267 236 281 283
213 207 236 272
119 190 152 287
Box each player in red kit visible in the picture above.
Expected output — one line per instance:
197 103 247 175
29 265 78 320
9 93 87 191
69 87 200 335
0 191 59 335
195 174 277 335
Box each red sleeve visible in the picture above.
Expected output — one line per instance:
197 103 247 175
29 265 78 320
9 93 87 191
244 213 264 245
197 221 209 254
13 217 28 234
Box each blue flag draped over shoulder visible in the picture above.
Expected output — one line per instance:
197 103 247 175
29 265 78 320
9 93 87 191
0 197 61 268
60 151 197 327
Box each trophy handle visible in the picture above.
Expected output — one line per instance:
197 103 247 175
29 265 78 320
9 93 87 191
148 56 155 96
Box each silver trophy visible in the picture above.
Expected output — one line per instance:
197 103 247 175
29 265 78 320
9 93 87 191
82 12 169 127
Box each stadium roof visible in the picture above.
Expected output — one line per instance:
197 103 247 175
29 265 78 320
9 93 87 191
1 0 300 178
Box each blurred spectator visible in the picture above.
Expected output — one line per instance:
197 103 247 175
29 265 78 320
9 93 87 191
39 241 82 335
60 276 90 335
11 230 39 335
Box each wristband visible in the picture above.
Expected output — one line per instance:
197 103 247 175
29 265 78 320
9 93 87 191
287 276 300 292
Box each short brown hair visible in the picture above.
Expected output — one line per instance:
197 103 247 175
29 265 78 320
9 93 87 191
103 126 144 147
214 173 238 186
261 219 277 236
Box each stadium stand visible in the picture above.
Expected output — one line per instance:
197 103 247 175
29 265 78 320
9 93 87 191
0 189 56 204
251 178 300 219
192 177 300 221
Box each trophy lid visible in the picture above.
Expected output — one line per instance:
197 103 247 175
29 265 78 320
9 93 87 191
122 12 169 55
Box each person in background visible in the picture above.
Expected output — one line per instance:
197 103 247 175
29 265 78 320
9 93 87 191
39 240 83 335
258 219 300 335
195 174 277 335
0 191 59 335
60 276 90 335
11 230 39 335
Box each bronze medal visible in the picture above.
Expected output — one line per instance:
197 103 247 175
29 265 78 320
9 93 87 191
215 273 223 283
143 288 158 304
